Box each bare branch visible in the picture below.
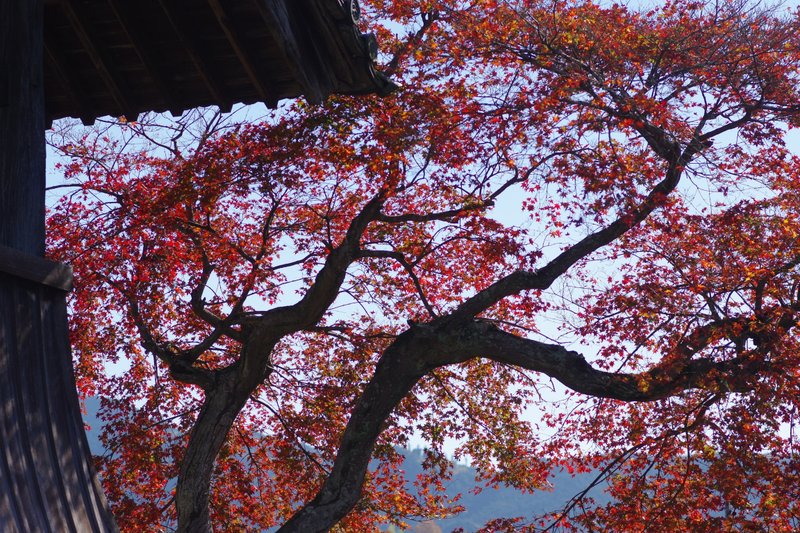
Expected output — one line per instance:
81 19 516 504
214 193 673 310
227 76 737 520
359 248 438 318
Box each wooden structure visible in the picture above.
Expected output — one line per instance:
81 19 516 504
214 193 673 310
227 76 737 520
44 0 395 124
0 246 117 532
1 1 391 531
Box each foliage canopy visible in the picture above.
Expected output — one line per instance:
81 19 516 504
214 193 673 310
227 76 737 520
48 0 800 530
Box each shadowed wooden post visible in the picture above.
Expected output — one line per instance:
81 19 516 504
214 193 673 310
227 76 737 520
0 1 118 531
0 0 44 255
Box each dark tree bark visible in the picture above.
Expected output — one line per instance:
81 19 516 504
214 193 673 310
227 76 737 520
277 325 444 533
175 370 253 533
174 332 278 533
173 197 385 532
277 317 765 533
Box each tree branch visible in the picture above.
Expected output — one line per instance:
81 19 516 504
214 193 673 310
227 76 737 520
359 248 437 318
278 314 767 532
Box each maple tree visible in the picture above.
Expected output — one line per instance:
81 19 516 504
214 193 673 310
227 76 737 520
46 0 800 531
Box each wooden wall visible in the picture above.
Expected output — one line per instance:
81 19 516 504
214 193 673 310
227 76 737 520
0 249 118 532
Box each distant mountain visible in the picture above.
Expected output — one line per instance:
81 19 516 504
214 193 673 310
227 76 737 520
82 396 104 455
391 448 606 532
81 399 606 532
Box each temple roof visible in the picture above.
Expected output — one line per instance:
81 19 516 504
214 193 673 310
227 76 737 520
44 0 394 125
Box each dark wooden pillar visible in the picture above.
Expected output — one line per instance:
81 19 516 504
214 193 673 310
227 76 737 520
0 1 117 530
0 0 45 255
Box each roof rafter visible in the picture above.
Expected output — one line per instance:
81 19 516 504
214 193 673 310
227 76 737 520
104 0 177 114
43 41 93 125
155 0 230 113
43 0 394 123
208 0 278 108
59 0 134 118
253 0 325 104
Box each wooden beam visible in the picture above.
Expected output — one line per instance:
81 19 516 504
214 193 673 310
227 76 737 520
104 0 176 114
155 0 230 113
253 0 326 104
59 0 133 118
207 0 277 107
0 272 119 532
0 245 72 292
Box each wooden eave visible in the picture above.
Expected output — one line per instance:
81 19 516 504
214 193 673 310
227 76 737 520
43 0 395 125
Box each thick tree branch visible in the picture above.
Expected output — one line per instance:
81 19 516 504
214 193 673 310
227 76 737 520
476 326 763 401
127 287 216 389
176 194 388 531
247 193 386 330
279 315 767 532
376 203 490 223
448 163 687 321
